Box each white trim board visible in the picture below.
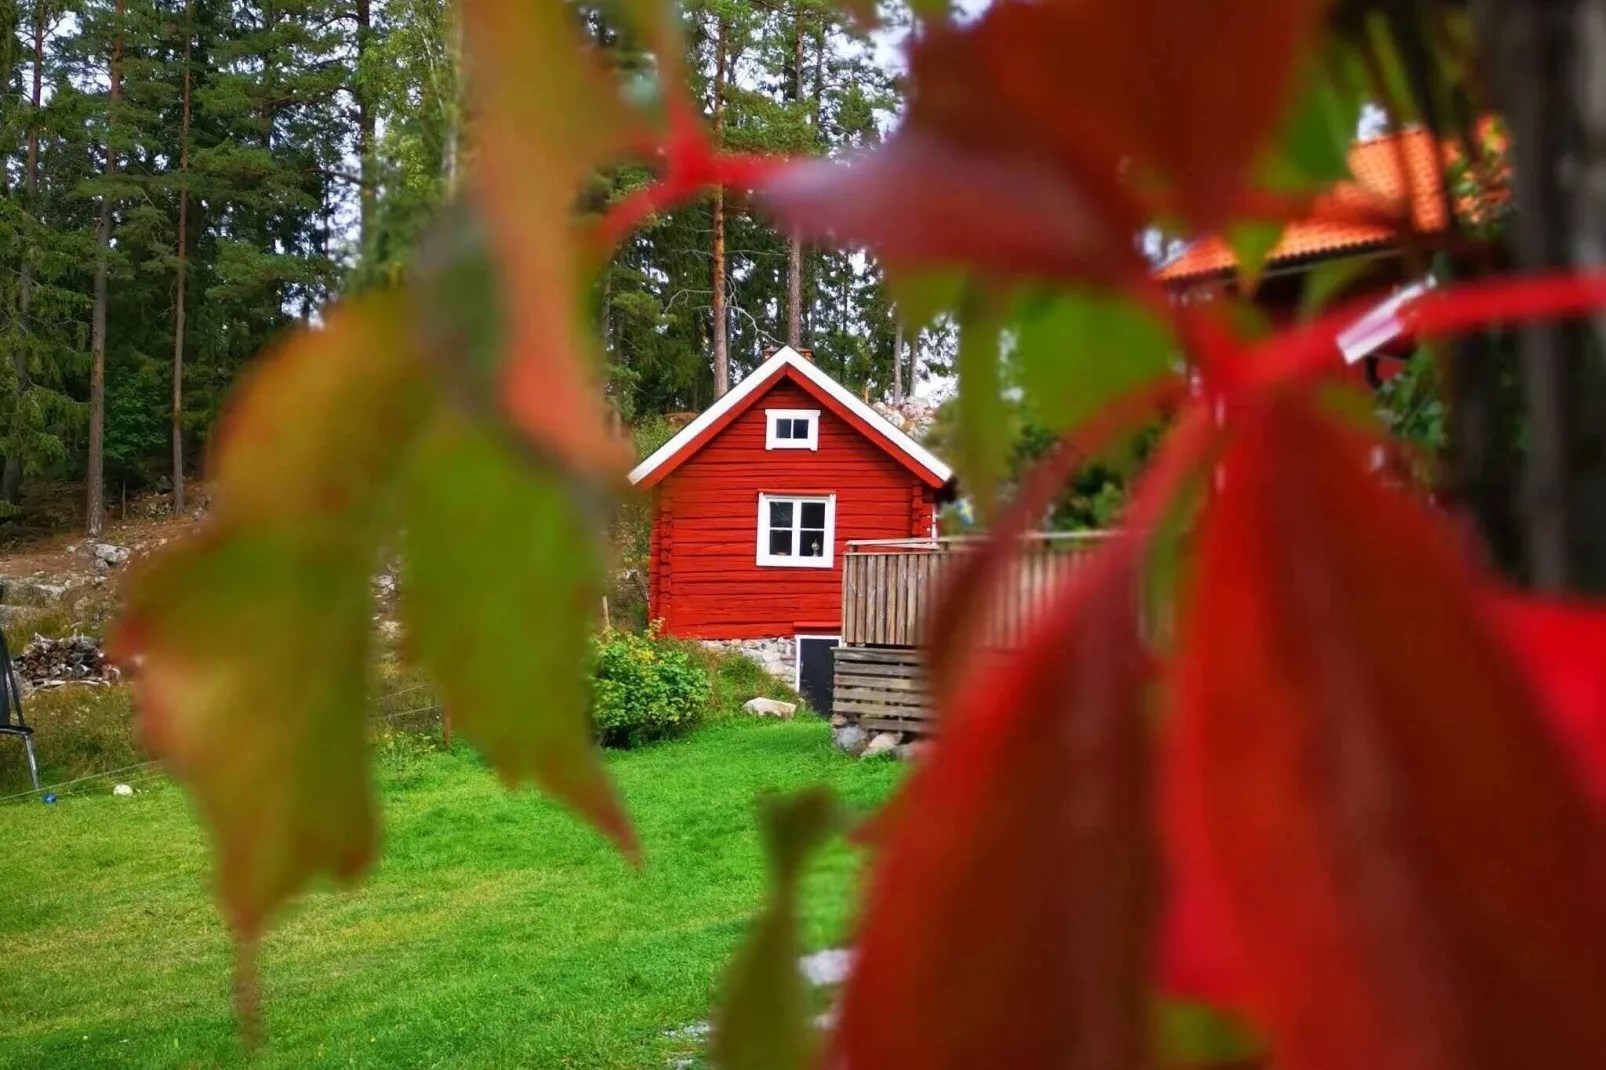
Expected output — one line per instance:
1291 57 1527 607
627 347 953 486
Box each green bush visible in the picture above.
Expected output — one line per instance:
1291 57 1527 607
589 629 709 748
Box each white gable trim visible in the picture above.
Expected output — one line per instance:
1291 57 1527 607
627 347 953 486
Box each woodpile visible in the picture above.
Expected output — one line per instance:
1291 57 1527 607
14 634 116 687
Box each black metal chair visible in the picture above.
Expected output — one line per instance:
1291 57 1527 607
0 629 38 791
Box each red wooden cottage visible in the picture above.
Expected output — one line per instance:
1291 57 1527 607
629 346 953 706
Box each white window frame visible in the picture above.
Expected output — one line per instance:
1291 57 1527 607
756 493 836 568
765 409 820 450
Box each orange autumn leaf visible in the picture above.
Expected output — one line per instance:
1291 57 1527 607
111 298 433 943
1171 392 1606 1070
460 0 633 480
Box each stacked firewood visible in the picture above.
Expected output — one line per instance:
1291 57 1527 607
14 634 115 687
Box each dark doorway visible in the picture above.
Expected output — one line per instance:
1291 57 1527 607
795 635 840 715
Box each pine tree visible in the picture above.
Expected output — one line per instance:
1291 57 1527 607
710 9 729 396
85 0 125 537
170 0 192 512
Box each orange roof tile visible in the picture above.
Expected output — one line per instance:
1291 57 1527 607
1155 126 1500 284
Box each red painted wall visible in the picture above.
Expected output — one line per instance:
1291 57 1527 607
648 379 936 639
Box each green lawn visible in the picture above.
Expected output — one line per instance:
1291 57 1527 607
0 718 901 1069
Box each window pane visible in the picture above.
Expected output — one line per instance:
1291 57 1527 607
800 501 826 528
769 530 794 556
800 531 825 557
775 418 793 440
790 418 810 439
769 500 793 527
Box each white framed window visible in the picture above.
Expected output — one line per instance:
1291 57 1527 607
757 493 835 568
765 409 819 450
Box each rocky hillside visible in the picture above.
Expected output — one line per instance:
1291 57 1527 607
0 495 202 687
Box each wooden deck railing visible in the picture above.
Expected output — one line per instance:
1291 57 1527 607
839 532 1107 648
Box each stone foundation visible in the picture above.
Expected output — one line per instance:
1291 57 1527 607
699 637 795 685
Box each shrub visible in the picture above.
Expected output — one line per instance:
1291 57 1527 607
589 628 709 748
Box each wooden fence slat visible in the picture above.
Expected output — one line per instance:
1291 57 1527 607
833 540 1106 727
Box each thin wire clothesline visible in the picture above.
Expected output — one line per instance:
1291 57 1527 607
2 690 443 805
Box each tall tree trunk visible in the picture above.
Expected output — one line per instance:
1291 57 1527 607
172 0 193 515
711 15 729 396
6 0 46 504
1475 0 1606 593
909 327 922 400
86 0 123 538
892 317 905 405
355 0 375 259
444 5 462 195
785 5 804 349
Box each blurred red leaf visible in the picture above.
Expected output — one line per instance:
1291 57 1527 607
923 379 1188 704
764 131 1145 284
767 0 1326 281
1489 593 1606 813
1171 393 1606 1070
460 0 633 479
835 540 1156 1070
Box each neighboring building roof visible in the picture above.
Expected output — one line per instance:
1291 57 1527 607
627 346 954 490
1156 125 1499 284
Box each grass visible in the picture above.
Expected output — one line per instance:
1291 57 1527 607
0 686 144 797
0 717 901 1069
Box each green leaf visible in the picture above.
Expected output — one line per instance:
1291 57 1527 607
956 311 1009 522
1014 290 1176 434
1364 11 1419 125
400 410 636 857
1225 219 1284 290
886 267 967 336
1259 50 1360 193
1158 1001 1263 1066
1299 255 1376 320
710 788 842 1070
111 296 433 944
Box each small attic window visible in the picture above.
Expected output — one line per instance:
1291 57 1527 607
765 409 820 450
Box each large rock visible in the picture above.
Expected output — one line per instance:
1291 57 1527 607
90 543 130 568
6 579 80 607
864 731 903 757
832 724 868 756
895 739 933 762
798 948 854 986
743 696 797 719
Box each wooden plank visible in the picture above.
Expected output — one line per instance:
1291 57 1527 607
834 698 933 717
843 556 858 645
834 676 926 691
860 716 933 734
835 647 922 665
885 554 898 647
833 660 924 678
881 555 893 646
